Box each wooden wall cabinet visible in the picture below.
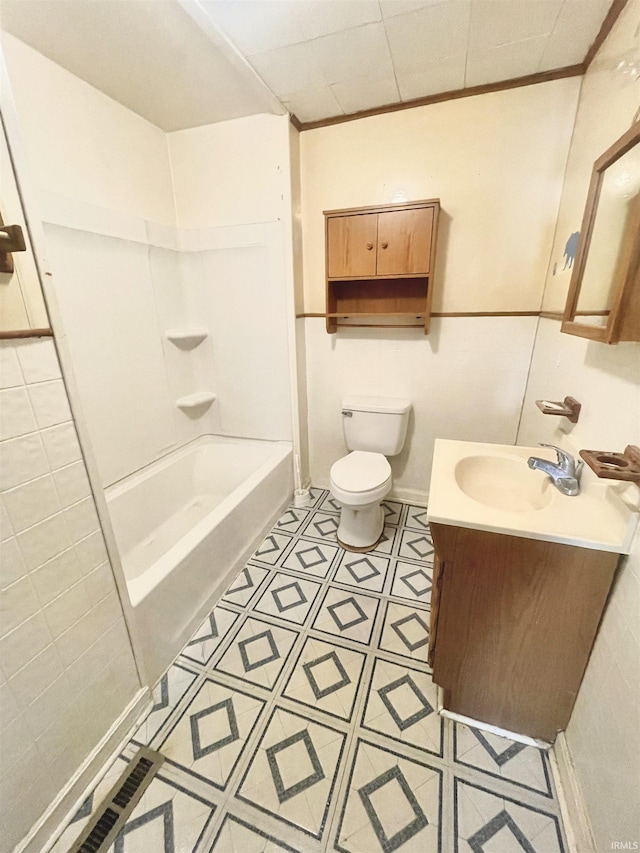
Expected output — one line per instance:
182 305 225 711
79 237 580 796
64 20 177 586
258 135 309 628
428 522 618 743
324 199 440 333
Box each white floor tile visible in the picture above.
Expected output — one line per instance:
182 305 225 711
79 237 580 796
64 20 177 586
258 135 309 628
454 778 564 853
282 635 366 722
335 739 442 852
281 537 340 578
252 572 321 625
333 551 390 593
454 723 553 798
378 601 430 662
312 587 379 646
134 663 198 746
222 564 270 608
362 658 442 756
236 706 346 840
207 813 299 852
398 529 434 562
390 560 433 605
181 606 240 667
158 677 266 790
214 617 299 690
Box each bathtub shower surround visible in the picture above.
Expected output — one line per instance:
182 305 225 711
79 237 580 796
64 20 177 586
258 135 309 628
48 489 569 853
40 203 293 489
106 435 293 684
32 200 296 684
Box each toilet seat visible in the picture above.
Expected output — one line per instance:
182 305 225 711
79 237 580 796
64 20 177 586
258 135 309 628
330 451 392 507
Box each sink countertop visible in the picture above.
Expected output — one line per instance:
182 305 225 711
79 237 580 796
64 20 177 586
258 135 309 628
427 439 639 554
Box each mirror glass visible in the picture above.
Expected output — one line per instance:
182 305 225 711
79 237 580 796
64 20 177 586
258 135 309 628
574 143 640 327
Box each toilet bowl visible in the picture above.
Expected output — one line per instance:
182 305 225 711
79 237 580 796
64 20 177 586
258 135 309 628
329 397 411 552
330 451 392 551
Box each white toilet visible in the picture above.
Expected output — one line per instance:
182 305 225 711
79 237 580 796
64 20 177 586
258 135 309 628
330 396 412 552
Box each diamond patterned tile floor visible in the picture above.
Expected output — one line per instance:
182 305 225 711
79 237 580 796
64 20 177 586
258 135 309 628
49 490 569 853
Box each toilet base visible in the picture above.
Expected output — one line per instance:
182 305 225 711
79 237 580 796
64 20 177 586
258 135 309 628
336 503 385 553
337 530 385 553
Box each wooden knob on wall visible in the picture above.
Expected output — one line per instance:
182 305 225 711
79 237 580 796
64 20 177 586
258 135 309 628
381 241 388 249
366 242 373 250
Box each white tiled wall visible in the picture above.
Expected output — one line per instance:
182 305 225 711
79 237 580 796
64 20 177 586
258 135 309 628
0 339 140 852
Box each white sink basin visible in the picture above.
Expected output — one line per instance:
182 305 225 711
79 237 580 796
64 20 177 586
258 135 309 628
427 439 638 553
455 455 553 512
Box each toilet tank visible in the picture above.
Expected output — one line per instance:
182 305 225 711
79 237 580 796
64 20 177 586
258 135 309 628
341 396 411 456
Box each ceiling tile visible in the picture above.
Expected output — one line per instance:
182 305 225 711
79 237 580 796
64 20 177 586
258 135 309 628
248 41 328 96
466 35 548 86
0 0 281 132
293 0 381 40
280 85 344 123
331 74 401 113
539 0 611 69
469 0 562 51
384 2 471 69
396 55 466 100
199 0 305 55
380 0 445 19
311 21 394 84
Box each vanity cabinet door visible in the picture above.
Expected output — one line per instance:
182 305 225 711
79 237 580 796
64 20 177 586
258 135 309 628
377 207 434 276
428 555 444 668
429 522 617 742
327 213 377 278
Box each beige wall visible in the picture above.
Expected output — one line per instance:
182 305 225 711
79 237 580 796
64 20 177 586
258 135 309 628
299 78 580 314
297 78 580 493
518 0 640 847
541 0 640 312
1 33 176 227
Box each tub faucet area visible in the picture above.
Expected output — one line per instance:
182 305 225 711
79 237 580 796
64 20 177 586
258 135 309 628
528 443 583 496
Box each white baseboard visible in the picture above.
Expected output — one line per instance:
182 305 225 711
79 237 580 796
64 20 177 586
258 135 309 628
550 732 595 853
389 486 428 505
16 688 151 853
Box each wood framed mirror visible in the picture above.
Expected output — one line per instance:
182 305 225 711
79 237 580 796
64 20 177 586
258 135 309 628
561 122 640 344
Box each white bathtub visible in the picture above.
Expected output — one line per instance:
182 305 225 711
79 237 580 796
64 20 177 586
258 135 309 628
106 435 293 684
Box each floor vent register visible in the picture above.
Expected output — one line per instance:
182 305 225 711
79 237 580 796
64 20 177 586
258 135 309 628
67 747 164 853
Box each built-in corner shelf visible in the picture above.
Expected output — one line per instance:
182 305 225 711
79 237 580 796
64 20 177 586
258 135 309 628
166 328 209 350
176 392 216 416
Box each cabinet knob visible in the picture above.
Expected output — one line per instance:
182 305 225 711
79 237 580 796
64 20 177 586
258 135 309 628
366 242 373 250
381 241 389 249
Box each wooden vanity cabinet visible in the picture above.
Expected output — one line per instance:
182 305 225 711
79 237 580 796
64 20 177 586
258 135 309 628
324 200 439 333
428 522 618 743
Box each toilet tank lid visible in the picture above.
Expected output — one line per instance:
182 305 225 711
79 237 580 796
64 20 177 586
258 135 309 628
342 396 412 414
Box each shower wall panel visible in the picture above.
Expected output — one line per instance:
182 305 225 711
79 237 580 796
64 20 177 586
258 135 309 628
44 225 176 486
199 223 292 442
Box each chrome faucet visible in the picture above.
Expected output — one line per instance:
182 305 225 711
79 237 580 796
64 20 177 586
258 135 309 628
527 443 583 496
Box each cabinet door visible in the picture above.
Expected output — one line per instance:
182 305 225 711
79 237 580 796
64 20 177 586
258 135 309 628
428 555 444 668
430 523 617 742
377 207 433 276
327 213 377 278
